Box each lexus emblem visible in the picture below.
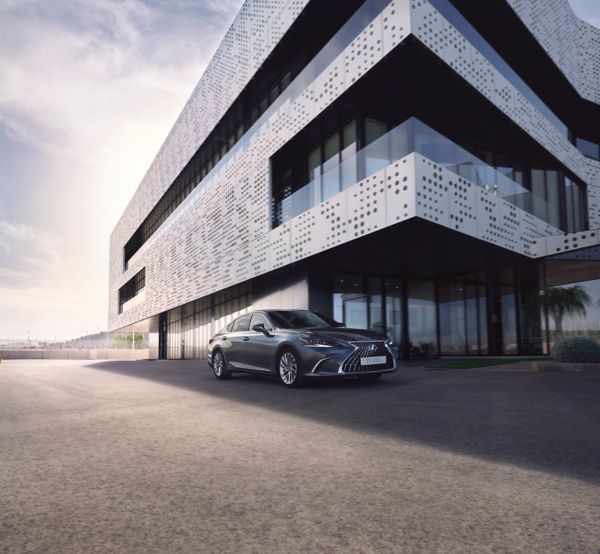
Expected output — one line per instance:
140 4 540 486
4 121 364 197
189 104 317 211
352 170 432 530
369 343 377 351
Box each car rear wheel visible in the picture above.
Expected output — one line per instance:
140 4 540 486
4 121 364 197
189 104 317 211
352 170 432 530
212 350 231 380
277 349 304 388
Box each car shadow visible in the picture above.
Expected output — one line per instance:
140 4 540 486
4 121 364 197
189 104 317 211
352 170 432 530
87 359 600 483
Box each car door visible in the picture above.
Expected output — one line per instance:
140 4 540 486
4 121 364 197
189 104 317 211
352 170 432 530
244 313 278 371
226 313 252 369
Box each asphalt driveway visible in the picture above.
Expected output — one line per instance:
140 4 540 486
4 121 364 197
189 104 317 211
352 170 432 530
1 359 599 553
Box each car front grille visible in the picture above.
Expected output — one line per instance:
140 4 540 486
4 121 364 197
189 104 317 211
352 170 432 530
341 341 393 373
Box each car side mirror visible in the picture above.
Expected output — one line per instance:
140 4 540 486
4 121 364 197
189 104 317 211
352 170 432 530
252 323 273 336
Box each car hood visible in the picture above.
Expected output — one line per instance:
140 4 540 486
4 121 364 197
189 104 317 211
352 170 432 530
304 327 385 342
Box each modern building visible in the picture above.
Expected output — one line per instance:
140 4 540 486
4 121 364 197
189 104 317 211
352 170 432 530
109 0 600 359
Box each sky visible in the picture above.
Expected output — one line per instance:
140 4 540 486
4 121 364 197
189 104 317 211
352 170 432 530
0 1 598 340
0 0 243 339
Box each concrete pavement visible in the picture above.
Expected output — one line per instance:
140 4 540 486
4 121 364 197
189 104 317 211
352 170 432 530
1 359 599 553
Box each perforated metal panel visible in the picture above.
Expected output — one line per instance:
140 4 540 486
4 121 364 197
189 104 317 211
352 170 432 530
109 0 599 331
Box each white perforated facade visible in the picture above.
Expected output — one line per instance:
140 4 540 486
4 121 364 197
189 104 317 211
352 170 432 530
109 0 600 358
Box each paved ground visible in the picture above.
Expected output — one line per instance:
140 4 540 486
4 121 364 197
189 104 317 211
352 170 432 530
1 360 599 554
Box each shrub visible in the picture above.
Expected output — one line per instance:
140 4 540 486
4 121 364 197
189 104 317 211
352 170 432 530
552 337 600 363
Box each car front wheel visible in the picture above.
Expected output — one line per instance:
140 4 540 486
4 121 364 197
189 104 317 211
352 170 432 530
212 350 231 380
277 349 304 388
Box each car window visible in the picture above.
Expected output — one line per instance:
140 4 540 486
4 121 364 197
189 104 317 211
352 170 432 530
269 310 341 329
232 314 251 332
250 313 273 331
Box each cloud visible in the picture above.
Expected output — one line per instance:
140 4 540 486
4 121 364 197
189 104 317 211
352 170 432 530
0 0 243 338
0 0 241 162
0 221 61 288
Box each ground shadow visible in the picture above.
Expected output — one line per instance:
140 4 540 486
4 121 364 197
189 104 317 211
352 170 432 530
87 359 600 483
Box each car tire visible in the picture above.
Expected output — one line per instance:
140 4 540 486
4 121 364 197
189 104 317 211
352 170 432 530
358 373 382 383
212 350 232 380
277 348 304 388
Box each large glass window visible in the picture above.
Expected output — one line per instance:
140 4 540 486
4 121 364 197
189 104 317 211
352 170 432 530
385 278 404 349
500 287 518 355
272 117 588 232
322 133 341 200
465 283 480 355
368 277 384 334
438 281 467 355
407 280 438 357
341 120 358 190
118 268 146 313
333 274 368 329
164 282 251 359
576 137 600 161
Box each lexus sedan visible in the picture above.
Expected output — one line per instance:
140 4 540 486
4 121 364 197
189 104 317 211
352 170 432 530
208 309 398 387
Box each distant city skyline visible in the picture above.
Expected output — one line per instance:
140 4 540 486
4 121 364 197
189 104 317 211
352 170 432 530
0 0 599 339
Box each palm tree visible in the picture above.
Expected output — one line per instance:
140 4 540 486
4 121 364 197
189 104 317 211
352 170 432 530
536 285 591 337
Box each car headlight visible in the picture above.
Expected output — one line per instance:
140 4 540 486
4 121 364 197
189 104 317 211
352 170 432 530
299 335 338 347
385 338 393 346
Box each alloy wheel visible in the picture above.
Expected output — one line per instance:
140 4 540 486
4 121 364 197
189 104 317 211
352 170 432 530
213 352 224 377
279 352 298 385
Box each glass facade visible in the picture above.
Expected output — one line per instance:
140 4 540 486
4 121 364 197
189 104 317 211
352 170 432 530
118 268 145 314
331 270 540 357
162 282 252 359
123 0 391 268
272 117 588 233
407 280 438 357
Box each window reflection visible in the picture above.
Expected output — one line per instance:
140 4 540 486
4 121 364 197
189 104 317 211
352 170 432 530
407 280 438 357
333 274 368 329
438 281 467 355
272 117 588 233
385 278 404 350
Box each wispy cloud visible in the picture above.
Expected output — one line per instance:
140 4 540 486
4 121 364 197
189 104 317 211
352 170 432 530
0 0 242 338
0 221 61 288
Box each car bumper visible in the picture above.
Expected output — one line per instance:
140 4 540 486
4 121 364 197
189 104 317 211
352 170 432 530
302 342 398 377
304 367 397 378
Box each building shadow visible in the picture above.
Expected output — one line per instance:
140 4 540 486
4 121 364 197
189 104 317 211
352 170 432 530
87 359 600 483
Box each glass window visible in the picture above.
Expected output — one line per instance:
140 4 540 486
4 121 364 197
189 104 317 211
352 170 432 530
280 71 291 91
368 277 384 334
250 313 273 332
259 96 268 115
565 179 575 233
465 283 479 355
364 119 389 177
308 147 321 182
385 278 404 348
576 137 600 161
438 282 467 355
232 314 251 332
407 280 438 357
269 310 339 329
501 287 518 354
322 133 341 200
333 274 368 329
545 171 560 229
531 169 547 223
341 120 357 190
573 182 583 232
365 118 387 146
308 147 322 205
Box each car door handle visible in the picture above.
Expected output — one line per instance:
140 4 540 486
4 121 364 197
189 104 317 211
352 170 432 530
241 336 250 341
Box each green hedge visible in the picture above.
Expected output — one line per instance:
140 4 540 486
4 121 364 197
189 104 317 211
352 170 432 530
552 337 600 363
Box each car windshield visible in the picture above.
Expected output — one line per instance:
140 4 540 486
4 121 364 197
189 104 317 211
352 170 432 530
269 310 341 329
